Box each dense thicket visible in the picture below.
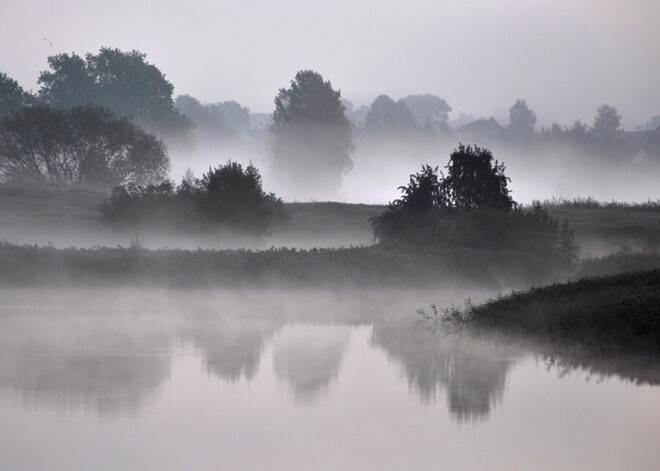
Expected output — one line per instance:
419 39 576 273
370 145 578 266
0 105 169 185
102 161 286 234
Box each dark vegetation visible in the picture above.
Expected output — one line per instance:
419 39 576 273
434 270 660 354
101 161 286 235
0 242 567 289
270 70 354 196
370 144 578 268
0 105 169 185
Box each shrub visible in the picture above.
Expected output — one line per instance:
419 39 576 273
101 161 286 235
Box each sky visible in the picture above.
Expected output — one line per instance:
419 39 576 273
1 0 658 129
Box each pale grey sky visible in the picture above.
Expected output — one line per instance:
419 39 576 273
1 0 658 128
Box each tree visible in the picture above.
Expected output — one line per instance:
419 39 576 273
508 99 537 138
364 95 417 136
270 70 354 197
0 73 33 119
198 161 283 233
441 144 516 211
38 48 192 143
0 105 169 185
370 165 447 245
592 104 621 138
401 94 451 132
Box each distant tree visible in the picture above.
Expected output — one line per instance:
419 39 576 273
441 144 516 211
0 105 169 185
198 161 284 233
401 94 452 132
0 73 34 119
38 48 192 142
215 100 251 133
508 99 537 138
270 70 354 196
364 95 417 136
592 104 621 138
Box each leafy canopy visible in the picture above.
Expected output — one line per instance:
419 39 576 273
0 104 169 186
270 70 354 196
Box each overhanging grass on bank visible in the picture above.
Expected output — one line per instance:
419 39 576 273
440 270 660 353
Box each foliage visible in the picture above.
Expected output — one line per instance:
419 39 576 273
441 144 516 211
175 95 251 141
370 147 577 267
0 72 33 119
103 161 286 235
401 94 452 132
364 95 417 136
270 70 354 196
198 161 283 233
438 270 660 354
37 47 192 141
0 104 169 185
508 99 537 137
592 104 621 138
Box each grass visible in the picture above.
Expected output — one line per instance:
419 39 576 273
437 270 660 354
0 241 569 289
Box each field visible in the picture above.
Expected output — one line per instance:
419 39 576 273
1 184 659 256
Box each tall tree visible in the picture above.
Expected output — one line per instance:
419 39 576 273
508 99 537 138
38 48 192 143
0 73 33 119
270 70 354 197
592 104 621 137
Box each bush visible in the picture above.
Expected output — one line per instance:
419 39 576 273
370 147 578 268
102 161 287 235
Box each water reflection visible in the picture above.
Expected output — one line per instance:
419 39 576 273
0 292 658 422
372 322 517 422
272 324 350 404
0 313 172 415
184 317 277 382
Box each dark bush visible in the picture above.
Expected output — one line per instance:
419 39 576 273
101 161 286 235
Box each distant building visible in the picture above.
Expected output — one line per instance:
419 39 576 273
456 118 505 140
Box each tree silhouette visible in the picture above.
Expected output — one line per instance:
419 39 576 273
364 95 417 136
0 105 169 185
0 72 33 119
441 144 516 211
38 48 192 143
508 99 537 138
270 70 353 197
592 104 621 138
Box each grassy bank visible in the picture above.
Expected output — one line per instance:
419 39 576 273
438 270 660 353
0 241 567 289
1 183 659 254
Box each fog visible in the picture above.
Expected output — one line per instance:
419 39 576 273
1 287 659 470
2 1 659 129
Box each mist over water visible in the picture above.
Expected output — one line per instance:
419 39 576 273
0 288 658 471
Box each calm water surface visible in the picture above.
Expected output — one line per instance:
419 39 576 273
0 288 658 471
